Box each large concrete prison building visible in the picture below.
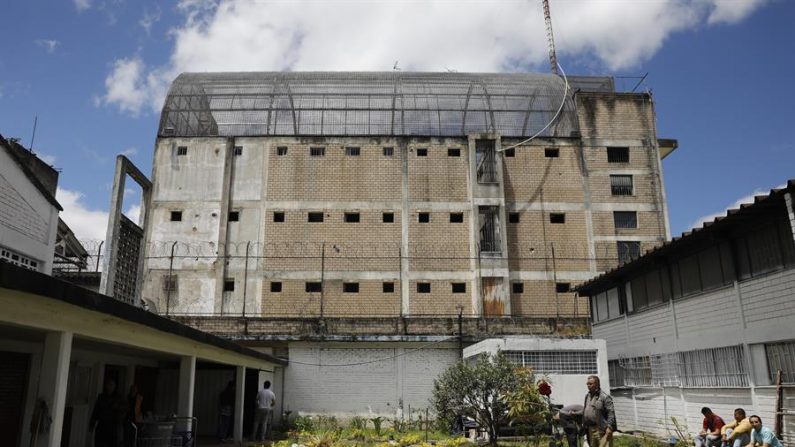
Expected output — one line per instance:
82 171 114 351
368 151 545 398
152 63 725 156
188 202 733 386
135 72 676 416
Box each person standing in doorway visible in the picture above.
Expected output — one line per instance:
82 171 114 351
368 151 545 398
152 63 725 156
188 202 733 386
89 379 126 447
582 375 616 447
251 380 276 442
217 380 235 442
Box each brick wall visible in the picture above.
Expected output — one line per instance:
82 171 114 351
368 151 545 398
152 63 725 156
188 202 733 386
503 144 585 203
576 93 656 140
591 210 665 238
510 280 589 317
408 142 469 201
408 280 472 316
261 279 401 317
506 210 591 272
408 210 471 271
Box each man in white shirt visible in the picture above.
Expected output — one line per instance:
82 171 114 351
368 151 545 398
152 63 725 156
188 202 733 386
251 380 276 441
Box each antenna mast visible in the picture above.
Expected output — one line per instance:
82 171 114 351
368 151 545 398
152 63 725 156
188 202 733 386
542 0 558 75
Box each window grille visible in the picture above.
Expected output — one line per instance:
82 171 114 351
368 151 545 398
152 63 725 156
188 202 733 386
506 351 598 375
0 247 40 271
448 148 461 157
614 211 637 229
277 146 288 156
617 241 641 264
607 147 629 163
162 275 178 292
608 360 625 388
479 206 501 252
650 353 681 386
234 146 243 156
383 147 394 156
345 146 360 156
176 146 188 156
610 175 633 195
619 356 652 386
476 140 497 183
765 341 795 384
310 147 325 157
679 345 748 387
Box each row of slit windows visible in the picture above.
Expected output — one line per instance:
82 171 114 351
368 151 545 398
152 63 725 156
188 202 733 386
592 215 795 322
169 209 639 228
174 145 630 161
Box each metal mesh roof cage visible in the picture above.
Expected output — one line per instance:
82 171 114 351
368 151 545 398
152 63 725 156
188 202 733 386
158 72 593 138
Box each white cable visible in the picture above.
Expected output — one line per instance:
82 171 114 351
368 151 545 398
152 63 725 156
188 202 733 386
497 62 570 152
286 335 458 367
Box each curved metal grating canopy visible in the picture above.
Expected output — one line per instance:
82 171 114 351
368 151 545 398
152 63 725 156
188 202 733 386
158 71 584 138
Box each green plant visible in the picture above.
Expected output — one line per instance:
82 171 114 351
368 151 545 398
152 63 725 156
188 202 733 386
315 415 340 431
391 417 409 433
370 416 385 436
295 415 315 432
397 433 422 446
349 416 367 430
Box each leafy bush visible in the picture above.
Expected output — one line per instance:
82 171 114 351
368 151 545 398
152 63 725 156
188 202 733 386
295 415 315 432
349 416 367 430
369 416 385 436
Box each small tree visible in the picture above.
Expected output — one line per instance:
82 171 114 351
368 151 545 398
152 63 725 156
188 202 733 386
431 353 545 446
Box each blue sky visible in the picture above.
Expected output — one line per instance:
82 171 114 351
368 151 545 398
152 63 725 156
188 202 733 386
1 0 792 240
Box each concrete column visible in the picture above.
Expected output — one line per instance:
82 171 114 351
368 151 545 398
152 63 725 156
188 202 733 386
234 366 245 444
37 331 73 447
178 356 196 417
100 157 127 296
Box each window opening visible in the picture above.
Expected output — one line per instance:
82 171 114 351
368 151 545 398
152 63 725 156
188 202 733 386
271 282 282 293
273 212 285 222
383 147 394 156
545 148 559 158
504 148 515 157
310 147 325 157
170 211 183 222
417 148 428 156
556 282 571 293
448 148 461 157
344 212 360 223
382 212 394 223
418 212 430 223
610 175 633 196
476 139 497 183
277 146 288 156
550 213 565 224
512 282 524 294
452 283 466 293
223 279 235 292
614 211 637 229
234 146 243 156
509 212 520 223
450 212 464 223
343 282 359 293
417 283 431 293
345 146 360 156
617 241 641 264
177 146 187 156
383 282 395 293
607 147 630 163
308 212 324 223
228 211 240 222
306 282 322 292
479 206 501 253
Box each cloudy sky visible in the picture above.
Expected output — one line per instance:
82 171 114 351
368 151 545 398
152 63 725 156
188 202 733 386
1 0 792 240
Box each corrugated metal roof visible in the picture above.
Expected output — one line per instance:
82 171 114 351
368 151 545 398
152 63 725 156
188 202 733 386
157 71 609 138
576 180 795 295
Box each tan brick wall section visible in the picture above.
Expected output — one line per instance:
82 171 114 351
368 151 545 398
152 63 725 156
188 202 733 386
592 211 665 238
587 172 660 204
408 211 471 271
262 280 402 317
510 280 589 317
263 210 401 271
595 240 663 272
506 210 591 271
266 142 402 201
583 145 655 171
409 280 472 316
503 145 585 203
408 143 469 201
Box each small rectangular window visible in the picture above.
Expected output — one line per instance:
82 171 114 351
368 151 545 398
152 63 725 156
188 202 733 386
170 211 183 222
448 148 461 157
607 147 630 163
509 212 520 223
417 283 431 293
617 241 641 264
277 146 288 156
614 211 638 229
234 146 243 156
545 148 559 158
610 175 633 196
344 212 360 223
228 211 240 222
345 146 360 156
450 213 464 223
270 282 282 292
343 282 359 293
418 212 430 223
383 147 394 156
223 279 235 292
177 146 188 156
556 282 571 293
310 147 325 157
416 148 428 157
163 275 178 292
382 212 394 223
273 212 285 222
383 282 395 293
308 212 324 223
512 282 524 294
452 282 466 293
306 282 322 293
550 213 565 224
504 148 515 157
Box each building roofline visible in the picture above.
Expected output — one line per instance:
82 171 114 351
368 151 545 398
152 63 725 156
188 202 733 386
0 262 287 366
576 179 795 295
0 134 63 211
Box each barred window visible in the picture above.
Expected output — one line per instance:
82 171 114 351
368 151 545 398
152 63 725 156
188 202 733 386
617 241 641 264
345 146 360 156
679 345 748 387
310 147 325 157
610 174 633 195
506 351 598 375
234 146 243 156
162 275 178 292
277 146 288 156
765 341 795 384
176 146 188 156
607 147 629 163
383 147 394 156
613 211 637 229
608 360 625 388
618 356 652 386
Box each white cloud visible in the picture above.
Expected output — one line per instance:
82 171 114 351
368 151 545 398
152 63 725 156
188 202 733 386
35 39 61 54
120 147 138 157
124 204 141 226
56 188 109 241
38 153 57 165
139 5 162 35
706 0 768 24
102 0 769 115
688 183 786 232
74 0 91 12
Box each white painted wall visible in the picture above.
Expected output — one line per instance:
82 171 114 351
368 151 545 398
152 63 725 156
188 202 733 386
0 149 59 274
285 342 458 418
463 337 609 406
